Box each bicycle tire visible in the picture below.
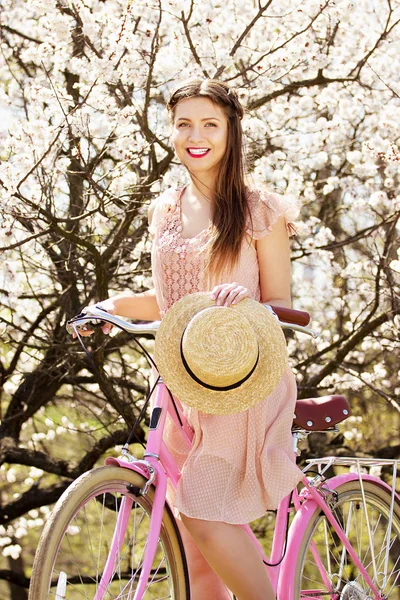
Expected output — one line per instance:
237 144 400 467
293 480 400 600
29 465 190 600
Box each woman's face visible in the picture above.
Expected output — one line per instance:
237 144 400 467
171 96 229 179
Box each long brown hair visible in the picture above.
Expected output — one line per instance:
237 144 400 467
167 78 249 276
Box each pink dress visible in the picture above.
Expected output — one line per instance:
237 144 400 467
150 185 304 524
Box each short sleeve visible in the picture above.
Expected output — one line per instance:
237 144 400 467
246 189 301 240
148 187 176 236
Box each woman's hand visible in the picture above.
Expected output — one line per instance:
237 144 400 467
210 283 251 307
72 300 116 338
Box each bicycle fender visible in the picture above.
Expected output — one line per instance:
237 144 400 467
105 456 151 480
326 472 399 501
277 473 399 600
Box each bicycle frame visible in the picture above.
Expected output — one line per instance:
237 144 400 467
67 307 398 599
102 377 399 600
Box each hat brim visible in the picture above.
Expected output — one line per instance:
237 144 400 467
154 292 288 415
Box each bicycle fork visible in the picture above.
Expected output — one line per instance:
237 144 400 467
94 493 135 600
93 457 168 600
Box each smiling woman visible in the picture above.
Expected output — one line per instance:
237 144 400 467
169 96 230 240
166 80 249 278
79 78 301 600
145 79 301 600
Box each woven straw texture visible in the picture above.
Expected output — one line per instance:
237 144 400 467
155 292 287 415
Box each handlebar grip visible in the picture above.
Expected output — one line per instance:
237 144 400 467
270 306 310 327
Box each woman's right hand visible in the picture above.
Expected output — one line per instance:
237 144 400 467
72 299 116 338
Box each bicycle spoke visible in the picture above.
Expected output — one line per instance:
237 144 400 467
33 478 184 599
296 483 400 600
384 549 400 596
145 554 167 591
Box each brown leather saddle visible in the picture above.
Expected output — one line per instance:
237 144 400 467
271 306 352 431
293 395 351 431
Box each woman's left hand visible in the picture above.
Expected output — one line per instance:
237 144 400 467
210 282 251 307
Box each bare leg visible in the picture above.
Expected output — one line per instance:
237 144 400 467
180 514 275 600
177 515 232 600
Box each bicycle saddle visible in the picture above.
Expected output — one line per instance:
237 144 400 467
293 395 351 431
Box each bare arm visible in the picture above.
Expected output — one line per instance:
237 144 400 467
210 216 292 308
101 289 161 321
256 216 292 309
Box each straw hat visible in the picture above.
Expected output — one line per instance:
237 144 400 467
154 292 288 415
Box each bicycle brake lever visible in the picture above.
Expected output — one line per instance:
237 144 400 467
66 310 107 334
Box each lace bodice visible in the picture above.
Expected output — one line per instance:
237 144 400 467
150 186 299 316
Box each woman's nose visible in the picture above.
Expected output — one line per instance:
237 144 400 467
187 127 204 143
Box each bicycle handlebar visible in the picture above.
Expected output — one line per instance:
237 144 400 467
67 305 318 338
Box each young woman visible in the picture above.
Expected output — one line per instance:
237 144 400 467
78 79 303 600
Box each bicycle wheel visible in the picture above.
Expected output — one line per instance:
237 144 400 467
294 480 400 600
29 465 189 600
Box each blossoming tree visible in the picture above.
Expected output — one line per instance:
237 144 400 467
0 0 399 595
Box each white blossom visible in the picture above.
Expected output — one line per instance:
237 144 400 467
2 544 22 559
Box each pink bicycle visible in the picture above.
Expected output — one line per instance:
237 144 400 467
29 306 400 600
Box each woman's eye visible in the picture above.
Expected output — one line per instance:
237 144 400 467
176 122 217 128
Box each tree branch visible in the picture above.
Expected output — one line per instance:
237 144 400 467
0 570 29 590
180 2 210 78
248 70 356 110
229 0 274 57
306 311 399 389
0 24 42 44
0 481 70 525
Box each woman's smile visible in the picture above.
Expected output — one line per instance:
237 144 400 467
186 147 211 158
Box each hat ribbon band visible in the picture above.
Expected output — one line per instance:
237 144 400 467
180 338 260 392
